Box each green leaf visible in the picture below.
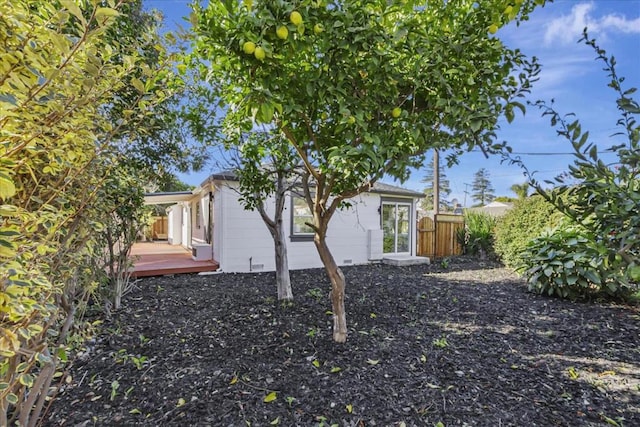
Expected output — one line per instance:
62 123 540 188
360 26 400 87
0 174 16 200
60 0 86 24
131 78 145 94
95 7 120 19
19 374 34 387
263 391 277 403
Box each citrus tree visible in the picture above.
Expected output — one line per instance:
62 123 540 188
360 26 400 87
190 0 543 342
232 130 302 301
0 0 178 424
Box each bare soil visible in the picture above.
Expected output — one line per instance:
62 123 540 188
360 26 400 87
44 257 640 426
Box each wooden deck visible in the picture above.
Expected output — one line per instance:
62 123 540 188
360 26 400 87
130 242 219 278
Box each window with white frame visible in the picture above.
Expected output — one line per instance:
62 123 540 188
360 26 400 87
291 196 314 240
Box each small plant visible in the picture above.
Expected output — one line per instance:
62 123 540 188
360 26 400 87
306 287 323 301
130 355 148 370
110 380 120 401
138 334 150 345
306 326 320 339
440 258 450 269
113 349 129 364
125 386 134 399
432 336 448 349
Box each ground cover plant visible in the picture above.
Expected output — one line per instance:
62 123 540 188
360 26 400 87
44 260 639 426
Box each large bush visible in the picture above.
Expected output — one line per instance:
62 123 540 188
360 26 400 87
505 33 639 299
522 222 629 299
0 2 176 424
494 195 565 269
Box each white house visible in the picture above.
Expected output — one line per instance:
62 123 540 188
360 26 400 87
144 173 426 273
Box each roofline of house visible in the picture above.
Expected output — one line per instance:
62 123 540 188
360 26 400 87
201 172 424 199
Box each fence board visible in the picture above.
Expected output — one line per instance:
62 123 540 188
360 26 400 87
417 214 464 258
151 216 168 240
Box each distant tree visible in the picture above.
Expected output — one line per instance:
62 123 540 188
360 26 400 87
471 168 496 206
510 182 530 199
421 154 451 212
157 174 195 192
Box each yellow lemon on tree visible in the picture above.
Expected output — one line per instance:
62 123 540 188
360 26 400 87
276 26 289 40
347 115 356 125
391 107 402 118
504 5 513 15
488 24 499 34
313 23 324 35
243 41 256 54
254 46 265 61
290 11 303 26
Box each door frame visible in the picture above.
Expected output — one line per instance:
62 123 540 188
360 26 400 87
381 198 413 255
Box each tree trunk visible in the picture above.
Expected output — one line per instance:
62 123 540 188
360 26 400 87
314 233 347 343
274 218 292 300
256 174 293 301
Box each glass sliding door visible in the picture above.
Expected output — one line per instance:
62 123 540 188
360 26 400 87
382 201 412 254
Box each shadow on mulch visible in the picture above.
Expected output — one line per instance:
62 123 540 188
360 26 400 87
44 258 640 427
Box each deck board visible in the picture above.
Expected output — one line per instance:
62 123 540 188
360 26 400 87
130 242 219 277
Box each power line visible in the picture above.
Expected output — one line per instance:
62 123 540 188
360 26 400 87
509 151 613 156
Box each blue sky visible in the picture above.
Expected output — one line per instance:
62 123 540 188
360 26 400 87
147 0 640 205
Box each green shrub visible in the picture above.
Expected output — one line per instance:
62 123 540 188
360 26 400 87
457 211 497 259
523 222 632 300
494 195 565 269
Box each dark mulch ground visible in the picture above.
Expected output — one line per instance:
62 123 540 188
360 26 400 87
44 258 639 426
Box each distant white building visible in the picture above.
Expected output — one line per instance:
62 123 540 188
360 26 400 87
468 201 514 217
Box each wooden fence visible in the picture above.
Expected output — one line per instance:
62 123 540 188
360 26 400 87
417 214 464 258
150 216 168 240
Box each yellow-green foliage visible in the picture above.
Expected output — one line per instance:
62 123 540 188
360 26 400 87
0 1 172 424
493 195 565 269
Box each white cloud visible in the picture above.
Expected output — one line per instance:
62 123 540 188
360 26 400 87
543 2 640 46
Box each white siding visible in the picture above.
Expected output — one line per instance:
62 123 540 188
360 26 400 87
167 205 182 245
214 182 404 273
191 193 211 245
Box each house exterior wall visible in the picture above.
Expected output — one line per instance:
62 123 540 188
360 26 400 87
167 205 182 245
191 193 211 244
181 205 189 248
212 182 418 273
